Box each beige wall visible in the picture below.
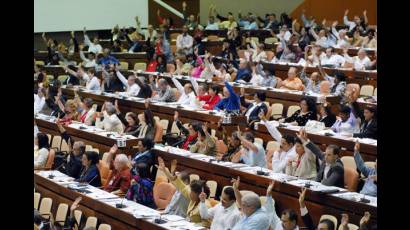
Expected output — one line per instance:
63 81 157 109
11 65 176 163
199 0 304 24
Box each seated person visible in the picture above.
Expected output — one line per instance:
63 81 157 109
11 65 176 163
126 164 156 208
233 59 251 82
259 113 297 173
135 110 157 139
197 85 221 110
157 157 212 227
216 130 242 162
104 145 131 195
353 106 377 139
131 138 155 179
171 76 196 107
285 136 317 180
173 111 202 150
231 177 270 230
96 102 124 133
241 92 268 127
115 70 141 96
190 123 216 156
152 78 177 102
78 98 97 125
354 142 377 197
56 99 80 125
299 130 344 188
199 186 241 230
331 105 356 135
114 100 139 136
34 133 50 169
318 103 336 127
280 97 317 126
75 151 102 187
162 171 190 217
215 81 241 112
278 67 304 91
232 131 266 168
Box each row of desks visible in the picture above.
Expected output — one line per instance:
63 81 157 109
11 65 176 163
59 87 377 161
154 147 377 227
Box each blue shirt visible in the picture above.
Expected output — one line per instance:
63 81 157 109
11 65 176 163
354 152 377 197
75 164 102 187
215 82 240 112
235 68 251 82
98 55 119 65
232 207 270 230
245 22 258 30
240 142 267 168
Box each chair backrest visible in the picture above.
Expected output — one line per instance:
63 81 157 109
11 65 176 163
85 216 98 228
119 61 129 71
266 51 275 61
170 33 180 40
206 180 218 198
55 203 69 224
266 141 280 152
271 103 284 119
287 105 301 117
160 119 169 135
338 223 359 230
74 210 82 230
207 35 219 41
250 37 259 43
170 121 180 134
153 182 177 209
60 139 69 152
39 197 53 218
45 149 55 169
134 62 147 71
92 148 100 154
211 129 216 138
344 168 359 192
264 37 278 44
320 214 338 230
154 116 160 122
340 156 357 171
47 75 55 81
254 137 263 146
34 192 41 210
51 135 62 150
35 60 45 66
46 134 52 145
346 83 360 101
215 140 228 155
58 75 69 85
373 88 377 96
259 196 267 206
190 174 200 183
98 223 112 230
154 121 164 143
85 145 93 152
209 198 219 207
359 85 374 97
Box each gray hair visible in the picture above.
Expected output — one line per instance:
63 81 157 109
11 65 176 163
115 154 129 165
241 192 261 210
105 103 116 115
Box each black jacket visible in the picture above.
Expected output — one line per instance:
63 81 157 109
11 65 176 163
320 114 336 127
354 119 377 139
305 141 345 188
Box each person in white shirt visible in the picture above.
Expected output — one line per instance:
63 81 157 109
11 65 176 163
83 27 103 54
34 133 50 169
63 65 90 86
176 26 194 56
249 65 264 86
331 21 351 48
343 48 371 70
34 88 46 115
78 45 97 68
264 181 300 230
162 171 190 217
205 16 219 30
200 54 229 81
233 131 267 168
309 27 329 48
247 40 267 63
259 113 297 173
171 76 196 107
343 9 368 32
144 25 158 44
199 186 241 230
115 69 141 96
96 102 124 133
277 25 292 42
85 68 101 91
320 47 345 67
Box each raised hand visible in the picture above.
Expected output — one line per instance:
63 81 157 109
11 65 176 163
341 213 349 226
266 181 275 196
199 190 207 203
231 176 240 190
109 144 118 154
298 187 307 208
360 212 371 226
170 159 178 175
363 10 367 16
354 140 360 152
182 1 187 9
296 128 308 143
114 99 119 111
157 157 166 171
173 111 179 121
332 21 338 28
344 9 349 16
322 18 327 26
70 197 82 212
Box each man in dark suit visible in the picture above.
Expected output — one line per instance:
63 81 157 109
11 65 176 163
354 106 377 139
241 92 268 128
297 129 345 188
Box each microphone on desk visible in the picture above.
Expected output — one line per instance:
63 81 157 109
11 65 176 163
257 167 269 176
84 174 99 187
115 195 128 209
48 163 66 179
359 194 370 204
